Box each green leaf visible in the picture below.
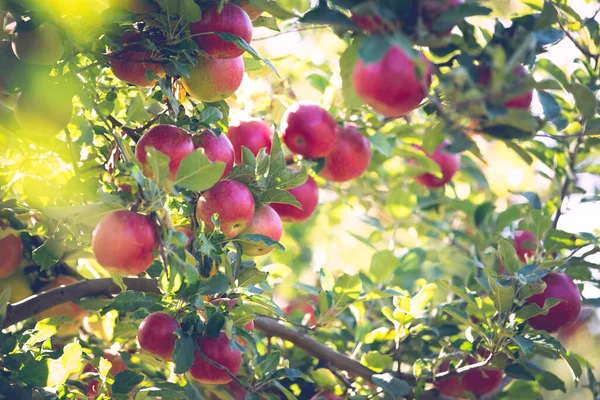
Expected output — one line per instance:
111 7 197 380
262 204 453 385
103 291 161 314
537 91 561 120
363 351 393 373
513 334 536 355
506 363 566 392
436 280 485 319
370 250 400 284
229 305 255 328
175 150 225 192
32 238 63 271
237 234 285 252
488 277 515 315
179 0 201 22
145 147 172 186
260 189 301 208
359 35 394 64
513 191 542 210
371 373 410 398
368 133 393 157
241 147 257 168
568 83 597 119
433 4 492 32
410 283 437 314
260 351 280 377
516 298 562 321
196 274 230 295
534 2 558 30
253 16 279 31
112 370 144 394
266 134 286 182
339 39 363 110
498 238 521 273
173 334 196 374
273 167 308 191
300 4 358 29
385 187 417 219
0 288 10 325
18 358 50 387
332 274 363 308
237 267 269 287
214 32 279 76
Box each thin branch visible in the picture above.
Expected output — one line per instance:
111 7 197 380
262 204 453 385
327 363 354 390
556 12 598 60
198 351 247 388
253 25 332 41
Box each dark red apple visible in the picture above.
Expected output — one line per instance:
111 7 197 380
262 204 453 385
195 180 255 239
239 205 283 257
110 31 165 87
240 1 263 20
181 56 244 102
138 311 179 360
478 65 533 110
135 124 195 180
513 230 537 262
311 392 343 400
0 228 22 278
271 174 318 222
194 130 235 179
526 272 581 333
190 4 253 59
414 140 460 188
92 210 158 274
281 102 337 159
190 331 242 384
227 120 273 164
11 22 64 65
353 46 432 117
320 124 371 182
435 358 503 398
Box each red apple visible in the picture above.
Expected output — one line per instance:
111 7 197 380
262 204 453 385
194 130 235 179
271 174 318 223
526 272 581 333
281 102 337 159
227 120 273 163
240 1 263 20
92 210 158 274
421 0 465 34
196 180 255 239
110 31 165 87
350 1 400 33
0 228 22 278
176 227 194 249
135 124 195 180
311 392 343 400
14 84 73 134
190 331 242 384
478 65 533 110
414 141 460 188
435 358 503 398
284 301 317 327
320 124 371 182
239 205 283 257
181 56 244 102
138 311 180 360
190 4 253 59
103 351 127 375
11 22 64 65
353 45 432 118
35 276 86 336
513 230 537 262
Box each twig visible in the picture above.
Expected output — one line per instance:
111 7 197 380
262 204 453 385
327 363 354 390
256 313 315 331
253 25 332 41
198 351 247 388
555 10 598 60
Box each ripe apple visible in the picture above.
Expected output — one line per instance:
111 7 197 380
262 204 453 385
284 301 317 327
92 210 158 274
176 227 194 250
0 228 22 279
103 351 127 375
35 276 86 336
181 56 244 102
421 0 465 34
0 273 33 303
513 230 537 262
194 129 235 179
190 331 242 384
138 311 180 360
320 124 371 182
110 31 165 87
239 205 283 257
414 141 460 188
190 3 253 59
240 1 263 20
14 84 73 134
11 22 64 65
478 65 533 110
108 0 158 13
526 272 581 333
135 124 195 180
271 174 318 222
196 180 255 239
311 392 343 400
281 102 337 159
353 45 432 117
435 358 503 398
227 120 273 163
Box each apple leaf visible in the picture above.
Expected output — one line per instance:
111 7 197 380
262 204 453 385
0 288 10 327
32 238 63 271
371 373 410 398
195 273 230 295
236 234 285 253
271 167 307 191
259 189 302 209
214 32 279 77
103 291 162 314
432 4 492 33
300 4 358 30
568 83 597 119
112 370 144 394
173 334 196 374
253 16 279 31
237 267 269 287
488 277 515 315
515 297 562 321
145 147 172 187
498 238 521 273
339 39 363 110
370 250 400 284
175 150 225 192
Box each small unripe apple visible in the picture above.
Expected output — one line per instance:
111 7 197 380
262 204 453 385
138 311 180 360
181 56 244 102
196 180 255 239
240 1 263 20
321 124 371 182
194 130 235 179
513 230 537 262
135 124 195 180
35 276 86 336
239 205 283 257
190 331 242 384
0 228 22 279
190 4 253 59
353 46 432 117
110 31 165 87
271 174 318 223
526 272 581 333
282 102 337 159
311 392 343 400
92 210 158 274
414 141 460 188
0 273 32 303
14 84 73 134
12 22 64 65
227 120 273 163
435 357 503 398
478 65 533 110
